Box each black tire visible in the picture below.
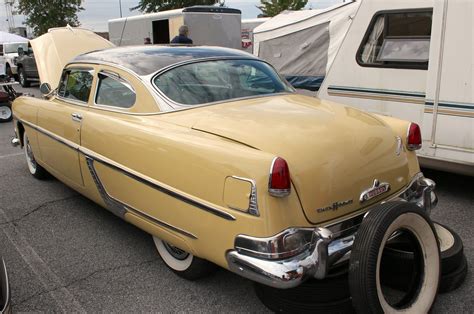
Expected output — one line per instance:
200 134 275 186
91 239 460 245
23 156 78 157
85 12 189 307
5 64 13 80
0 104 13 122
23 131 48 179
349 202 440 314
438 254 468 293
383 222 464 275
153 237 216 280
254 266 350 306
255 284 354 314
18 67 30 87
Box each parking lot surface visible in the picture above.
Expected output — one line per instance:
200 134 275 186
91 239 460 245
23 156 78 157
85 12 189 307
0 87 472 312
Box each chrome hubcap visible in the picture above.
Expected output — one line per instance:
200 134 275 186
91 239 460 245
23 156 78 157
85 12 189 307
163 242 189 260
0 106 11 120
25 137 37 171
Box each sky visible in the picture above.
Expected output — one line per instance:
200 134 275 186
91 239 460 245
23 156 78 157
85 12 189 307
0 0 342 34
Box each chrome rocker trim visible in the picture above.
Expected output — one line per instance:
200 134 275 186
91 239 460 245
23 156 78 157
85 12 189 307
226 173 437 289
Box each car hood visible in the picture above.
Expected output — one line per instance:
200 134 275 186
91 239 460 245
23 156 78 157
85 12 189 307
188 94 410 224
30 27 114 88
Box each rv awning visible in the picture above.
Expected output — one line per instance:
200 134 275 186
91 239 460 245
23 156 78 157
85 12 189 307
0 31 28 44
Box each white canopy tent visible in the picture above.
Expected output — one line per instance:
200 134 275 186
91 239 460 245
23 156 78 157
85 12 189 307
0 31 28 43
253 1 360 91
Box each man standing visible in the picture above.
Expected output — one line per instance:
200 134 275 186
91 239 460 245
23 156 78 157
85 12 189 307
171 25 193 44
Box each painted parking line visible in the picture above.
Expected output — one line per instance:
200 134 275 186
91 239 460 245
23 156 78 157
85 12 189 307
0 207 86 312
0 152 23 159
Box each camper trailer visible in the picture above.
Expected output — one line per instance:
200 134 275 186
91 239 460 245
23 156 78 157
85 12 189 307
108 6 242 49
241 18 269 53
318 0 473 175
253 2 360 91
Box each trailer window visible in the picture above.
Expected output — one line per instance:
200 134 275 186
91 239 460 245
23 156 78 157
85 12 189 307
357 10 432 69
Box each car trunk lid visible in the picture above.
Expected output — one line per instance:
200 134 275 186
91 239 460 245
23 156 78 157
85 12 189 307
191 94 410 224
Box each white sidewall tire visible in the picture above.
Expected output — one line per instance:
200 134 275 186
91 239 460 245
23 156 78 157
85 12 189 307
434 223 455 252
0 106 12 120
376 212 440 313
153 236 193 271
24 132 37 175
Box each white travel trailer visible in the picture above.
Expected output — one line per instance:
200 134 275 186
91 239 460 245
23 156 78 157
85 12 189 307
319 0 473 175
241 18 269 53
0 31 29 78
108 6 242 49
253 2 360 91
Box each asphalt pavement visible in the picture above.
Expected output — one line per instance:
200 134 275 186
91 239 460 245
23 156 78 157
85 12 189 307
0 86 472 312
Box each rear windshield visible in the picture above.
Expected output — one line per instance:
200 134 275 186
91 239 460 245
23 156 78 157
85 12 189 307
153 59 294 105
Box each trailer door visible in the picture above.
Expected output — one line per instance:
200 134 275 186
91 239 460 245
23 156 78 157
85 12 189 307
152 20 170 44
425 0 474 152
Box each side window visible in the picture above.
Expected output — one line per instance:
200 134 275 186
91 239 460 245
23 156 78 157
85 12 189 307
95 72 136 108
57 69 93 103
357 10 432 69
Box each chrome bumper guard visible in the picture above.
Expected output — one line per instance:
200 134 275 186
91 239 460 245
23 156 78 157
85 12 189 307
10 136 20 147
226 173 437 289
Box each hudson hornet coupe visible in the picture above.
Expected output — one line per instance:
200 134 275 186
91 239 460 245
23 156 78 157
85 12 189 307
11 29 439 305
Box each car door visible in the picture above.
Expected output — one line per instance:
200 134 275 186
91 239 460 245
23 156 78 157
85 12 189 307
37 67 94 187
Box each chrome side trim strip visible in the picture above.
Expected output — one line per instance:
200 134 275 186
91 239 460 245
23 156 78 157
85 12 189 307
21 119 80 151
86 157 197 239
17 118 236 222
83 149 236 221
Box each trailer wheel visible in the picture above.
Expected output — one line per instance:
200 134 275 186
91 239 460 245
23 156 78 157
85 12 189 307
349 202 440 314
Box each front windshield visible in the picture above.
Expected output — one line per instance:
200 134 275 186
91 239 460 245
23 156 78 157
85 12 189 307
153 59 294 105
5 42 28 54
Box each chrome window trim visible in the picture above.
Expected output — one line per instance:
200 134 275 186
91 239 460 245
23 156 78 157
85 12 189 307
150 57 295 110
56 67 95 106
93 70 137 110
17 118 236 222
229 175 259 217
66 60 163 113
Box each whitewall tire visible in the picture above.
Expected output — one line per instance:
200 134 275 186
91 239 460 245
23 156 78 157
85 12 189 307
153 236 216 280
23 132 47 179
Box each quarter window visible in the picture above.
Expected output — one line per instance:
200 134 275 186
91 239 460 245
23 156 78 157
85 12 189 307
95 72 136 108
58 69 94 103
357 10 433 69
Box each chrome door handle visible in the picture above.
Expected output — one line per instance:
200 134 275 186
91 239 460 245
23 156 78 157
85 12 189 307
71 113 83 122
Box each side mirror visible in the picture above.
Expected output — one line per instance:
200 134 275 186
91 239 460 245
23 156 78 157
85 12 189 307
40 83 52 95
17 47 24 56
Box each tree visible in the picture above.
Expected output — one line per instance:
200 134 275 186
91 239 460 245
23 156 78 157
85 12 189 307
258 0 308 17
17 0 84 36
132 0 217 13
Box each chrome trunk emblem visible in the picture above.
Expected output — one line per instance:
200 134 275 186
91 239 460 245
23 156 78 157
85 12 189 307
360 179 391 203
316 199 353 213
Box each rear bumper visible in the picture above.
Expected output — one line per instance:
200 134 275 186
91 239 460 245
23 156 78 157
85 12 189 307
0 258 11 314
226 173 437 289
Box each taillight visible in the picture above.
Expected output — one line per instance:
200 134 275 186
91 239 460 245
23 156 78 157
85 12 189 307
407 122 422 151
269 157 291 197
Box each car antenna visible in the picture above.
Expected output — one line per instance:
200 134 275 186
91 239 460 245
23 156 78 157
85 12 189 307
119 17 128 46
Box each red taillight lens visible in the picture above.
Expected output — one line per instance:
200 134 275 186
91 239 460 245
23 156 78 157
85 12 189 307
407 122 422 150
269 157 291 197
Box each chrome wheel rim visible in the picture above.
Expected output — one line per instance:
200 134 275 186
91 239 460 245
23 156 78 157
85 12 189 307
0 106 11 120
24 135 37 173
163 242 189 260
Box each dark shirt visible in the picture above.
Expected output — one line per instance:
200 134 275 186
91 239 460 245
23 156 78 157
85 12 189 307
170 35 193 44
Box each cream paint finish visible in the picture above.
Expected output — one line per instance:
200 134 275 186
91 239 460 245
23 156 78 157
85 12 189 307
12 60 421 270
30 27 114 88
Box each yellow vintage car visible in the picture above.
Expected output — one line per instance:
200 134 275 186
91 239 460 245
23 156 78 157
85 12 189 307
10 28 440 311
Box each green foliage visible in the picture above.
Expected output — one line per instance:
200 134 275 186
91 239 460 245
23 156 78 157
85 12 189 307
132 0 217 13
258 0 308 17
17 0 84 36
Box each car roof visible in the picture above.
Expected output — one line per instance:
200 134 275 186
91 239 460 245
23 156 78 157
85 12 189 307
72 46 257 76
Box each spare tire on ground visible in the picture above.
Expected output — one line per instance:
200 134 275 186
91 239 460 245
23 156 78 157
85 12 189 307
349 201 440 313
381 222 467 293
254 265 353 313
